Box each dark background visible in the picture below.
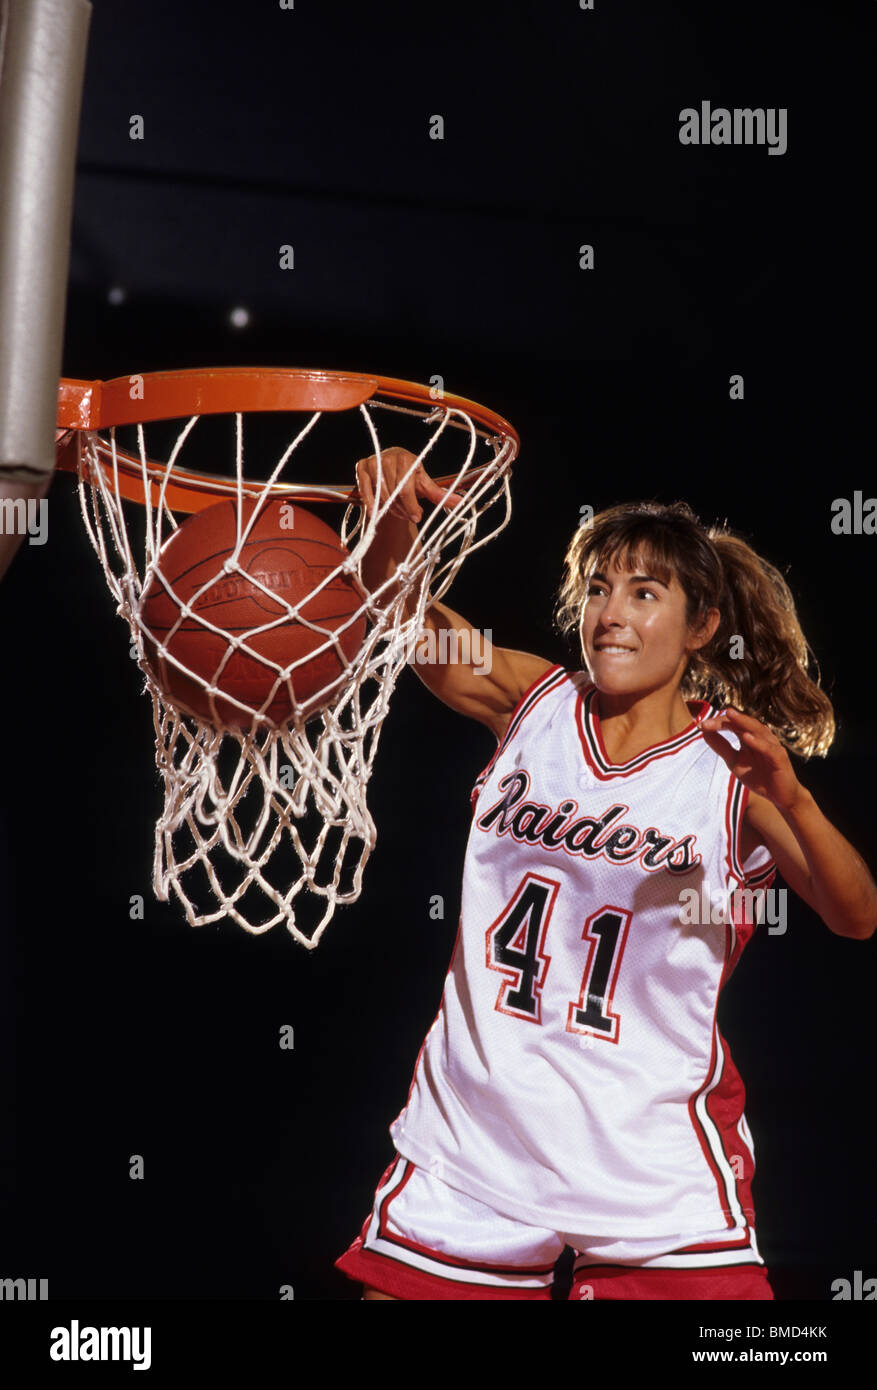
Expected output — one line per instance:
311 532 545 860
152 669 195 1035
1 0 875 1301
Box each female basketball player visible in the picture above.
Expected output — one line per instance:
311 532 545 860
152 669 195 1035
336 448 877 1301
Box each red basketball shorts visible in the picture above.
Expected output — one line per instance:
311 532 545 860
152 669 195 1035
335 1153 774 1301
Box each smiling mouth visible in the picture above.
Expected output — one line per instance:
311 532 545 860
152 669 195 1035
594 646 636 655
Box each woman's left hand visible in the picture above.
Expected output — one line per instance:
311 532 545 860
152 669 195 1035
696 708 803 814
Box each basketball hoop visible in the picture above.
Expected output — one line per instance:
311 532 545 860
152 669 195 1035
56 368 518 946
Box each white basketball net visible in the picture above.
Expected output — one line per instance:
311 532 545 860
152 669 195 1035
74 396 513 946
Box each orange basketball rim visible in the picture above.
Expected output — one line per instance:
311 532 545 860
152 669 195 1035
55 366 519 511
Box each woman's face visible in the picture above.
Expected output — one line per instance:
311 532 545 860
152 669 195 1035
578 551 714 698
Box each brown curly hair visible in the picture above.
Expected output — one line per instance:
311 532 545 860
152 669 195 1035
554 500 834 759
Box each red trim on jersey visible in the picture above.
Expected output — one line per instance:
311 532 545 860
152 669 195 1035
725 775 759 933
747 863 777 890
730 779 751 882
687 1018 739 1231
736 781 753 879
724 774 740 888
685 866 760 1235
724 773 778 938
590 692 705 765
725 774 753 937
727 773 778 889
470 664 565 809
704 1032 757 1216
575 687 712 781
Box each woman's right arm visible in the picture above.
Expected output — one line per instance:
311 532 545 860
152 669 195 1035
357 449 554 742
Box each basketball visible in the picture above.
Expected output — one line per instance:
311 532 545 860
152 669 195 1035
139 498 367 727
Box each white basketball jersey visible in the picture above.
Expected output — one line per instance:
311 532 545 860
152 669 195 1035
390 665 777 1238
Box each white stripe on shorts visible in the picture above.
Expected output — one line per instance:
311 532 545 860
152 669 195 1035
572 1221 764 1272
363 1157 561 1291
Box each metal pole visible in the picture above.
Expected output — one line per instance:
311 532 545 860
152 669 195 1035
0 0 92 482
